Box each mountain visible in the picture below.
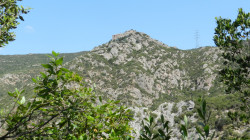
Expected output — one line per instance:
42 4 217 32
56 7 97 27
65 30 227 108
0 30 243 138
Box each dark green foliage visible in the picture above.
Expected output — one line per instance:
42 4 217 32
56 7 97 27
195 97 215 140
140 114 172 140
214 8 249 131
0 0 30 47
214 8 249 95
180 115 189 140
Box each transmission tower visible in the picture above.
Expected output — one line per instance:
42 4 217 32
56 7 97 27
195 30 200 48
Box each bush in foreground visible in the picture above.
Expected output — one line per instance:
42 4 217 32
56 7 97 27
0 52 133 139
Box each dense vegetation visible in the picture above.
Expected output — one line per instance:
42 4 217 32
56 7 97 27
0 0 30 47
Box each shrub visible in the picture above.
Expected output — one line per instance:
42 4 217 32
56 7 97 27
0 52 133 139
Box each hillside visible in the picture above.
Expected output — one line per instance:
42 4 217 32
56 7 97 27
0 30 243 138
69 30 225 108
0 52 86 103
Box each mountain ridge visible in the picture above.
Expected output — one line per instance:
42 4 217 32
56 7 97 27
0 30 223 105
66 30 223 107
0 30 243 138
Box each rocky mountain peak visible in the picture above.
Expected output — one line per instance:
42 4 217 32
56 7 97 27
92 30 170 61
73 30 223 106
111 29 138 40
109 29 166 46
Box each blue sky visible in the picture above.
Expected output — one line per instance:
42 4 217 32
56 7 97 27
0 0 249 55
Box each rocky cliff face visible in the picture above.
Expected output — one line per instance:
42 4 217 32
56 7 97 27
66 30 223 108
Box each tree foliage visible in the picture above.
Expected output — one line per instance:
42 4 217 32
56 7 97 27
0 52 133 139
214 8 249 94
140 114 172 140
195 97 215 140
0 0 30 47
214 8 249 125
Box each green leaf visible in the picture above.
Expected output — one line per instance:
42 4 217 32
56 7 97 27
202 100 206 117
87 116 95 122
204 125 209 137
55 57 63 65
149 116 154 126
15 88 19 94
144 126 151 135
114 100 120 104
197 109 205 120
72 123 78 129
99 96 102 102
19 16 24 21
161 114 164 123
184 115 188 127
60 68 70 72
52 51 59 57
164 121 169 130
78 134 87 140
32 78 37 83
40 72 46 78
110 129 116 137
41 64 52 69
19 96 25 104
8 92 14 97
158 129 165 136
180 125 188 137
46 54 53 59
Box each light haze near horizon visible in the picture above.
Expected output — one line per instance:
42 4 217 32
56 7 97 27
0 0 249 55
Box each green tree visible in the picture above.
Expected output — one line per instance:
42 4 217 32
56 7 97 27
0 52 133 139
0 0 30 47
214 8 249 124
214 8 249 139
